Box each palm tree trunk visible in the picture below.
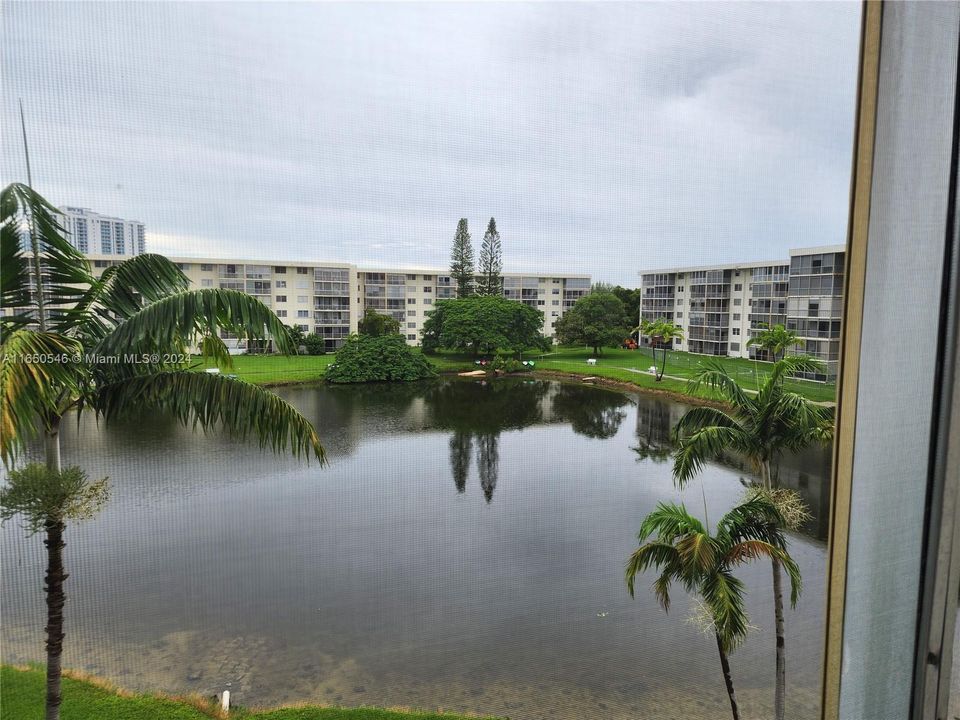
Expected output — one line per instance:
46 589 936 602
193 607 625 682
715 632 740 720
762 458 787 720
44 416 61 473
44 519 67 720
657 346 666 381
772 557 786 720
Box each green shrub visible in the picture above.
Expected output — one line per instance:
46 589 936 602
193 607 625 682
325 334 437 383
491 352 531 374
304 334 327 356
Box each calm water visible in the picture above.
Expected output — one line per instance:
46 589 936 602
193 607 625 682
1 378 830 720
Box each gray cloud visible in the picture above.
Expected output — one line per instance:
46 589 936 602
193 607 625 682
1 1 861 285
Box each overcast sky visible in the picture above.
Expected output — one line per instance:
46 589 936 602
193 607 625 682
1 2 861 286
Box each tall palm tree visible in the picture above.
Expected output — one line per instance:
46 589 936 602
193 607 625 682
626 496 800 720
1 464 109 720
746 323 799 363
637 318 685 381
672 356 832 720
1 182 325 719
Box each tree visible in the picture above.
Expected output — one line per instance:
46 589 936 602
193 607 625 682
672 356 833 720
421 296 544 357
612 286 642 329
626 497 800 720
554 291 631 356
746 323 800 363
476 217 503 297
1 464 109 720
638 318 685 381
2 183 324 718
286 324 306 353
303 333 327 356
449 218 475 298
357 306 401 337
324 334 436 383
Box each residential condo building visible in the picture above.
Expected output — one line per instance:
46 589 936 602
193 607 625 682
56 206 146 257
85 255 590 352
639 245 845 381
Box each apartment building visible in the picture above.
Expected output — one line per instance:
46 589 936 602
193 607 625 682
84 255 590 352
639 245 844 381
56 207 146 256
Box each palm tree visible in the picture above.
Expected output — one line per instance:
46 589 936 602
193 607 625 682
672 356 832 720
625 497 800 720
2 183 325 719
637 318 684 381
746 323 799 363
1 464 109 720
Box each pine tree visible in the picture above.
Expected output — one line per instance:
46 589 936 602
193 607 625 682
477 217 503 297
449 218 475 298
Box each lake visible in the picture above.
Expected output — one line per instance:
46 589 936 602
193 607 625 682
1 377 830 720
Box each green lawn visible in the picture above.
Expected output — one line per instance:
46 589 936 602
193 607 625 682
1 665 503 720
189 345 836 403
194 353 335 384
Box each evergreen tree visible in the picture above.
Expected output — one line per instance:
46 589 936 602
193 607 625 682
449 218 475 298
477 217 503 296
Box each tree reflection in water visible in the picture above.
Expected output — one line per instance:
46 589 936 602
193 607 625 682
426 378 631 501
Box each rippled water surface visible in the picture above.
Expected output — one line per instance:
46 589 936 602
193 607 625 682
2 378 830 719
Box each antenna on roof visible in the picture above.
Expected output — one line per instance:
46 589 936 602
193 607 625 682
19 98 34 189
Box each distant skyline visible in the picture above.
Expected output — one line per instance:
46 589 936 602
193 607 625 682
1 2 861 286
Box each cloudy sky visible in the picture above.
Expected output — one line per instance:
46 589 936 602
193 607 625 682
1 2 861 286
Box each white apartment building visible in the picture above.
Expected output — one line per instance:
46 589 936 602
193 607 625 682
85 255 591 352
639 245 845 381
56 206 146 257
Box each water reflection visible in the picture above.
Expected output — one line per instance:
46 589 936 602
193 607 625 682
632 398 684 465
425 379 631 500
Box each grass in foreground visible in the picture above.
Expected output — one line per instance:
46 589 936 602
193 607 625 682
1 665 502 720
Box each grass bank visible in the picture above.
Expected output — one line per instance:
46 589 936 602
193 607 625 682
193 346 836 404
1 665 502 720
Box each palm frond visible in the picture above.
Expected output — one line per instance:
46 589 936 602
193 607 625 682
1 183 92 310
625 541 681 599
64 253 190 340
672 425 751 486
92 370 325 463
701 569 749 652
687 362 755 410
768 355 825 385
95 288 295 360
0 329 83 465
638 502 706 541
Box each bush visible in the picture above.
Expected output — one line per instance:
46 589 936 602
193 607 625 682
491 352 532 374
303 334 327 356
325 334 437 383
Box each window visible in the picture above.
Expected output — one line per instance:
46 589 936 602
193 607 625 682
809 302 819 318
676 299 683 305
94 260 109 268
201 278 213 287
734 283 742 291
676 312 683 318
732 328 740 336
537 300 545 306
678 286 684 292
297 310 309 318
296 324 308 332
423 286 432 293
733 313 740 321
276 281 287 288
407 298 416 304
297 296 308 303
296 281 309 289
276 310 287 318
552 288 560 294
552 300 559 306
407 310 416 317
275 295 287 303
274 266 286 274
423 299 432 305
200 263 214 271
551 311 559 316
296 267 308 274
407 322 416 328
407 334 416 340
407 274 417 280
730 342 740 351
734 298 742 306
